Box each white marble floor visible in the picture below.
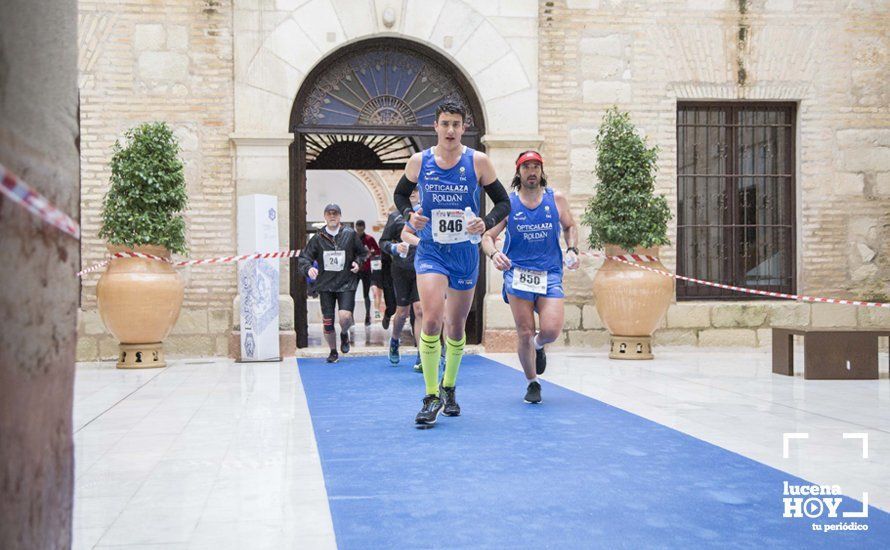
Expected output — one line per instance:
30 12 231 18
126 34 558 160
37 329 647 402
72 348 890 549
73 358 334 550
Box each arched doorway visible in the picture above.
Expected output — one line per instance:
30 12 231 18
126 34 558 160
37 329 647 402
289 38 487 348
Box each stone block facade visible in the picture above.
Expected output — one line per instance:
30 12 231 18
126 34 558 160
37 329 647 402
76 0 890 360
539 0 890 298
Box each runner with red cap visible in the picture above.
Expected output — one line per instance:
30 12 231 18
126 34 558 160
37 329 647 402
482 150 580 404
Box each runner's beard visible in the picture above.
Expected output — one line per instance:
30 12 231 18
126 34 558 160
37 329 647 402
522 177 541 190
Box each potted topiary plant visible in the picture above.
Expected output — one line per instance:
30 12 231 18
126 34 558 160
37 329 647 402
96 122 187 368
582 107 673 359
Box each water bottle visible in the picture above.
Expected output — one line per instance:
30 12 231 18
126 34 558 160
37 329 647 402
391 243 407 259
465 206 482 245
564 249 580 269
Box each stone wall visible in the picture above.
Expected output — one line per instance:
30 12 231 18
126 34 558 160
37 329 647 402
78 0 234 358
482 0 890 350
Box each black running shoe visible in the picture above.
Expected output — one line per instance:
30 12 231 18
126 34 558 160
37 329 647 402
439 383 461 416
535 347 547 375
524 381 542 404
382 313 391 330
389 338 400 365
326 350 339 363
415 394 443 425
340 333 350 354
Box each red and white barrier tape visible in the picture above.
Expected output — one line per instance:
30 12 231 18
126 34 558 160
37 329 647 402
0 162 80 239
606 255 890 309
4 164 883 309
170 249 299 267
76 249 299 278
79 247 889 308
76 260 109 277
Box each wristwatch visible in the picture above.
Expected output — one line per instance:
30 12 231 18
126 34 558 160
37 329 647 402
566 246 579 255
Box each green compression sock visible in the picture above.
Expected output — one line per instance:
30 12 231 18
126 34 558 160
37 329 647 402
443 334 465 388
419 331 442 395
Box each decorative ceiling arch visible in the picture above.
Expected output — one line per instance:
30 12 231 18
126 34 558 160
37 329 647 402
291 38 484 133
350 170 393 228
305 134 418 169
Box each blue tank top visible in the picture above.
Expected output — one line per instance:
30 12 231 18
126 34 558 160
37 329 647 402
416 146 480 247
503 187 563 273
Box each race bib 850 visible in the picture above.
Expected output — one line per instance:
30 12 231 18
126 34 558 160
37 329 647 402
512 267 548 294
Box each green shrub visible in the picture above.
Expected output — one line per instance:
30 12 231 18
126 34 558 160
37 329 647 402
582 107 671 251
99 122 188 254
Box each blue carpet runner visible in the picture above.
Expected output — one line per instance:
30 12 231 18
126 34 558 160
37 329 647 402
298 354 889 549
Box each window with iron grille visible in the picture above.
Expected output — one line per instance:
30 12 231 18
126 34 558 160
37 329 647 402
676 102 796 299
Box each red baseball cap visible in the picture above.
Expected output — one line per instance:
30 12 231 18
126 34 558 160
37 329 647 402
515 150 543 169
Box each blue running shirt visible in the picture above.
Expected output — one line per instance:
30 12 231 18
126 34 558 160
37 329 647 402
503 187 563 274
416 146 480 248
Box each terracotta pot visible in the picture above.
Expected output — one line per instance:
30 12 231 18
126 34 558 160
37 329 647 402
96 245 184 368
593 245 674 359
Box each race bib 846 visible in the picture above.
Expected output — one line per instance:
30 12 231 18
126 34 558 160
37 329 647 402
432 209 468 244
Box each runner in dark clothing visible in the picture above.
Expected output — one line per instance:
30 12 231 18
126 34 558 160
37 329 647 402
297 204 368 363
355 220 382 326
379 215 397 330
380 192 423 370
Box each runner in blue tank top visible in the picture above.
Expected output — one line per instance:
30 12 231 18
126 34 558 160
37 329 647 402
393 101 512 427
482 150 580 404
413 145 480 251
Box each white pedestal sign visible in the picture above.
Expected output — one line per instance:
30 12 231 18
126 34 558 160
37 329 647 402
238 194 280 361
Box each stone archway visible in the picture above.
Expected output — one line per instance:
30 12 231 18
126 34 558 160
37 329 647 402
230 2 542 352
288 37 487 348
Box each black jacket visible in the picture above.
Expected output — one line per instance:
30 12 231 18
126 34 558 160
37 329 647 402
379 210 416 272
298 225 368 292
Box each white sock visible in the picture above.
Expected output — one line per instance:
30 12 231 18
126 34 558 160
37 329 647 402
527 377 538 385
533 333 545 350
